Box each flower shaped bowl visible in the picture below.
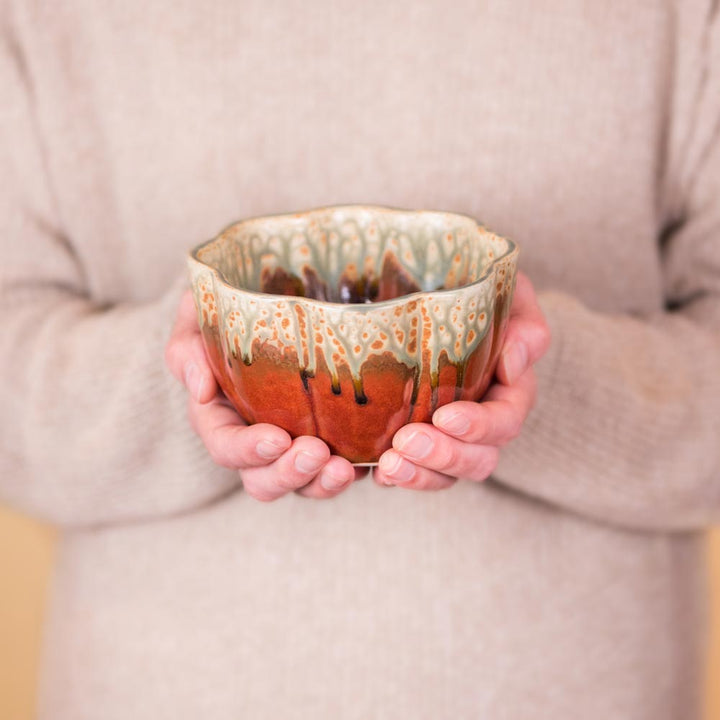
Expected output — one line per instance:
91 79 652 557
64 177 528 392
188 205 518 464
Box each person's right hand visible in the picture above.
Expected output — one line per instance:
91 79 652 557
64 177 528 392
165 290 358 502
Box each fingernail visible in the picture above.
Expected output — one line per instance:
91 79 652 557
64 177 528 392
397 430 433 460
379 452 415 483
434 409 470 436
501 342 528 384
184 362 201 400
256 439 288 460
295 451 325 474
320 471 351 492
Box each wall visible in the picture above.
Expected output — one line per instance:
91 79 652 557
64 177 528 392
0 507 55 720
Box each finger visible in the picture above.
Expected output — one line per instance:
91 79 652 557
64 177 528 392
188 394 292 469
374 449 457 490
240 435 331 502
496 272 551 385
174 289 205 335
387 424 501 482
165 291 201 380
432 369 537 445
484 366 538 407
165 290 218 403
295 455 356 499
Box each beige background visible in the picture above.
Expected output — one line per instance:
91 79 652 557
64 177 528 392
1 504 719 719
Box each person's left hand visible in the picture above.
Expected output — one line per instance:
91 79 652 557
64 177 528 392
373 272 551 490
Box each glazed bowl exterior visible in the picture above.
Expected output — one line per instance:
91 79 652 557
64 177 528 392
188 205 518 464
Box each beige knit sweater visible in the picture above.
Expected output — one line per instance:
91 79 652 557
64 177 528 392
2 1 720 718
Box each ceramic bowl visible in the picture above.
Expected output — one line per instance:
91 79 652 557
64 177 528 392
188 205 518 464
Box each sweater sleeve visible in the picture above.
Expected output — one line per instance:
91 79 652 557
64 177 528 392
0 14 240 528
493 9 720 532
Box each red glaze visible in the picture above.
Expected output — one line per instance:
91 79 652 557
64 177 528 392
200 321 498 464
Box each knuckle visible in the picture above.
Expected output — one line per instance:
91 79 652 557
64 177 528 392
434 440 460 473
398 467 422 487
207 434 236 469
538 329 552 359
248 460 306 493
480 410 498 443
278 473 310 492
505 417 523 442
530 320 552 360
274 475 297 492
295 483 325 499
254 493 278 503
248 488 277 503
315 485 337 499
241 476 278 503
207 445 227 468
477 448 500 480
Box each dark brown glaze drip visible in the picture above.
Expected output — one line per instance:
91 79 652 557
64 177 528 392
300 368 313 391
302 266 330 302
256 254 426 412
331 251 423 304
409 365 421 406
454 359 467 400
260 267 306 297
257 252 424 304
376 252 422 302
300 365 368 405
338 273 380 303
352 377 368 405
429 370 440 413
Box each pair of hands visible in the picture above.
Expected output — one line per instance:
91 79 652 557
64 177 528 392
165 272 550 502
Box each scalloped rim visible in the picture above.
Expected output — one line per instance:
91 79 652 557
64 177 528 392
187 204 518 312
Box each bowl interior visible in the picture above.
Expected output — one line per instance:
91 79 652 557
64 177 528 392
193 206 513 304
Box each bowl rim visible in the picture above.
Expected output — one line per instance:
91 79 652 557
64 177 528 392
188 204 518 311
